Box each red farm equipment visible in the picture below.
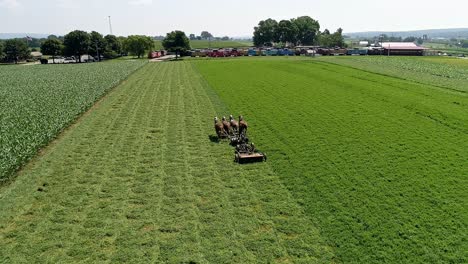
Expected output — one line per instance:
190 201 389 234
148 50 164 59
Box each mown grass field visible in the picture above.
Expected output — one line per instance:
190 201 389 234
0 62 332 263
1 57 467 263
0 60 146 183
194 57 468 262
154 39 252 50
317 56 468 93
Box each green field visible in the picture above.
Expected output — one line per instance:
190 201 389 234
154 39 252 50
317 56 468 93
423 42 468 55
194 57 467 262
0 60 146 183
1 57 467 263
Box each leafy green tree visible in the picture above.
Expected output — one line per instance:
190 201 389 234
29 38 44 49
162 31 191 59
41 39 63 63
0 41 5 61
292 16 320 45
201 31 213 40
63 30 90 62
253 18 278 47
319 28 345 48
4 39 30 63
124 35 154 58
104 35 122 58
221 36 230 41
403 36 416 42
89 31 106 60
189 34 196 40
274 20 298 45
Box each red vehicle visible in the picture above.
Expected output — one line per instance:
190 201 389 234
148 50 165 59
229 48 240 57
209 49 226 58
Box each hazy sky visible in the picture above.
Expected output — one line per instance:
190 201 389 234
1 0 467 37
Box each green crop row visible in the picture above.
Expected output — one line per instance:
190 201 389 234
0 60 146 183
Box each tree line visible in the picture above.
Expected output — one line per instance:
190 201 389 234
0 31 155 63
253 16 345 48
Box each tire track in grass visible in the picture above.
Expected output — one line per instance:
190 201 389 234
1 62 333 263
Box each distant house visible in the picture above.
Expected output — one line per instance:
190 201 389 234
30 51 43 59
379 42 427 56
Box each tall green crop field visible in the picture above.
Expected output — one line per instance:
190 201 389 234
194 57 468 263
0 60 146 183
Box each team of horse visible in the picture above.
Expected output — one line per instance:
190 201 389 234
213 115 266 163
214 115 247 139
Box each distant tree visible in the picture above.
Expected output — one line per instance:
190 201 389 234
162 30 190 59
104 35 122 58
118 36 128 54
319 28 345 47
461 40 468 48
63 30 90 62
196 36 202 40
403 36 416 42
189 34 196 40
89 31 106 60
3 39 30 63
124 35 154 58
416 38 424 45
221 36 230 41
25 38 43 49
0 42 5 61
253 18 278 47
274 20 298 45
41 38 63 63
292 16 320 45
201 31 213 40
47 34 59 40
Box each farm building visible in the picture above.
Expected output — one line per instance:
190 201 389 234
379 42 427 56
30 51 43 59
359 41 369 47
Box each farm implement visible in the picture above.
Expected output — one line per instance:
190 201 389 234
214 115 267 164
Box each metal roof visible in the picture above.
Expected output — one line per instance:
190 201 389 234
379 42 427 50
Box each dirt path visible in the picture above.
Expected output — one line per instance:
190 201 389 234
0 62 332 263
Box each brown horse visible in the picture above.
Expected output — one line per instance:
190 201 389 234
239 115 248 136
229 115 239 133
214 117 225 138
222 116 231 135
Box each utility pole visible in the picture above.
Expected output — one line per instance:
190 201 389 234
108 16 113 35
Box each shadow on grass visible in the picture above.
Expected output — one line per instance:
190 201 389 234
208 135 219 143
